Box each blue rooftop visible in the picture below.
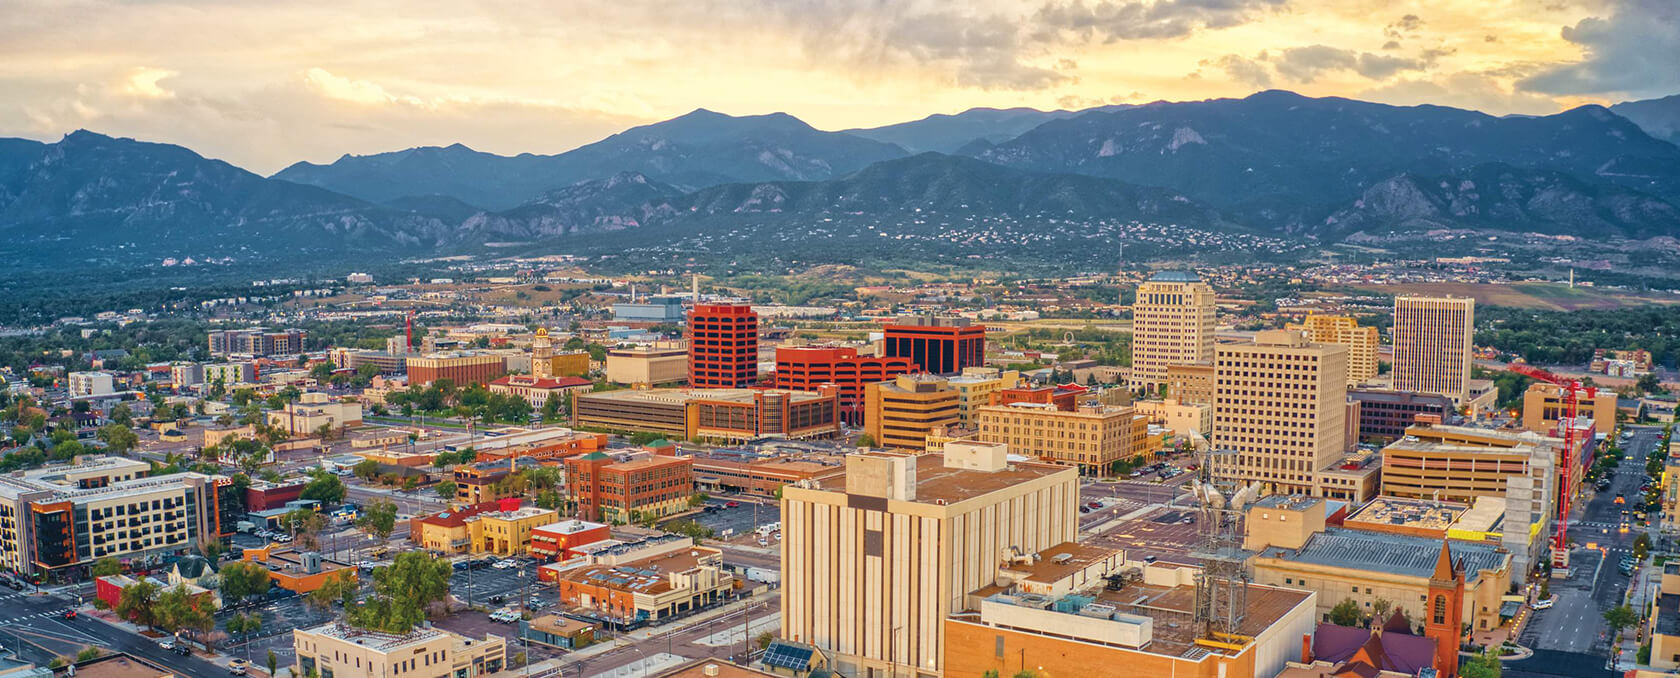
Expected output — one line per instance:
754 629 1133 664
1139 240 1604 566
1149 270 1202 283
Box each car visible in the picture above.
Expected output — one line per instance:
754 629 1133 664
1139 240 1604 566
489 594 506 604
158 639 177 651
757 538 769 546
62 610 77 620
1087 501 1102 509
229 659 250 675
173 646 192 657
1080 506 1091 514
726 501 740 509
1180 517 1194 525
452 561 470 571
1532 597 1555 610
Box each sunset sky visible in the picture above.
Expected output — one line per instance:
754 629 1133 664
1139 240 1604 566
3 0 1675 174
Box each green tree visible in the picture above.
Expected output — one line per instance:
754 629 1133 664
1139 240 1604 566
218 561 272 603
225 612 262 644
1370 597 1392 623
75 648 101 662
1329 598 1362 627
353 459 382 481
266 650 278 677
1635 533 1652 560
156 584 216 640
1460 650 1502 678
435 480 458 501
283 509 328 551
299 471 347 504
310 363 336 382
346 551 452 633
109 403 134 427
96 423 138 454
116 579 162 629
307 571 359 610
755 631 775 650
856 434 876 448
90 556 123 578
1605 605 1638 635
358 500 399 542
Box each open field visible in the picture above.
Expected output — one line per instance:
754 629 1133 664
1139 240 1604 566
1350 281 1680 311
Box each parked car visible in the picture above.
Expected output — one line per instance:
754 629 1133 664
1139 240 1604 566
726 501 741 509
452 561 470 571
1086 501 1102 509
157 638 177 651
1079 506 1091 514
1532 597 1555 610
229 659 250 675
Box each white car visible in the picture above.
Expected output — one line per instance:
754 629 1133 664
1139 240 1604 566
493 560 516 569
1532 597 1556 610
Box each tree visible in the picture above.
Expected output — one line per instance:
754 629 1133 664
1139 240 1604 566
116 579 161 629
310 363 336 382
307 571 358 610
1635 533 1652 560
353 459 382 481
346 551 452 633
299 471 347 504
218 561 272 604
856 434 876 448
358 500 399 542
314 423 335 441
1605 605 1638 636
199 539 225 563
1371 597 1392 623
755 631 775 650
157 581 217 640
1330 598 1362 627
283 509 328 551
1460 650 1503 678
266 650 278 677
76 648 101 662
110 403 134 427
91 556 123 578
435 480 458 500
225 612 262 644
96 424 138 454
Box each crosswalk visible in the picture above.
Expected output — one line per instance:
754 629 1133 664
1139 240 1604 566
0 608 73 625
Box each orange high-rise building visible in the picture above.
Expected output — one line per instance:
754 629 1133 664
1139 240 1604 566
772 346 917 424
689 303 758 388
881 315 985 375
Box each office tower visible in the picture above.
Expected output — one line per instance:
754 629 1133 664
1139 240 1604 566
1129 271 1216 392
688 302 759 388
781 447 1078 678
773 346 918 424
882 315 985 375
863 374 960 449
1392 296 1474 402
1286 314 1378 386
1211 330 1348 496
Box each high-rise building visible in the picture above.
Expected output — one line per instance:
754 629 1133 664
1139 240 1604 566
689 302 759 388
881 315 985 375
1129 271 1216 391
1211 330 1348 497
944 367 1020 427
773 346 918 424
976 402 1149 476
863 374 960 449
1392 296 1474 403
780 446 1078 678
1286 315 1379 386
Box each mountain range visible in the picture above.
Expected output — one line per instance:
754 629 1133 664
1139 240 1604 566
5 90 1680 271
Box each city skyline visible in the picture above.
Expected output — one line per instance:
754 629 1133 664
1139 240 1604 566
2 0 1675 173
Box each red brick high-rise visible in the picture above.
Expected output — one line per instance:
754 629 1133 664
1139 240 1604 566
773 346 918 424
882 315 985 375
688 302 759 388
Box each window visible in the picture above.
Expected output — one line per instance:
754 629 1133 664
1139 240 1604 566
1432 595 1447 624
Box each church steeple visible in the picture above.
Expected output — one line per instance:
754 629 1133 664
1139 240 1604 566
1424 540 1465 678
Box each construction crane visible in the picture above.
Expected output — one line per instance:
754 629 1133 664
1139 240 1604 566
1506 363 1595 571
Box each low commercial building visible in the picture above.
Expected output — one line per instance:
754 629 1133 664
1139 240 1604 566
1244 495 1512 631
464 504 559 557
1132 398 1212 437
1345 389 1456 442
556 544 733 626
605 343 688 387
519 615 598 650
244 478 308 512
945 367 1021 426
564 452 695 523
327 348 409 376
406 352 507 387
1663 442 1680 537
687 449 846 498
862 373 960 449
471 429 608 463
572 388 840 442
294 623 506 678
241 544 357 593
487 374 593 409
411 501 506 554
1521 382 1618 438
528 519 612 561
976 401 1150 475
267 392 363 435
0 457 238 575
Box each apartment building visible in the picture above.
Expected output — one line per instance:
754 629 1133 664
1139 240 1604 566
203 362 257 387
975 403 1149 475
1286 315 1379 386
1392 296 1474 403
208 328 307 357
945 368 1020 426
294 623 506 678
564 452 694 523
862 374 960 450
781 446 1079 678
0 457 238 575
266 392 363 435
605 343 689 387
689 302 759 388
772 346 918 425
405 352 507 387
1129 271 1217 391
1211 330 1350 497
67 371 116 398
881 315 986 375
169 363 204 390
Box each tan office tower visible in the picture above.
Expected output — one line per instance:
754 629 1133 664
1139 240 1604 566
781 446 1078 678
1392 295 1474 402
1129 271 1216 392
863 374 960 449
1211 330 1348 496
1286 315 1378 386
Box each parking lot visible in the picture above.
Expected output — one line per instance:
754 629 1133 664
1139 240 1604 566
450 558 553 609
666 498 781 543
219 593 337 668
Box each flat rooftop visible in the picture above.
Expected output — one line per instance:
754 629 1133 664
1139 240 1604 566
1001 542 1122 585
810 452 1072 505
1257 528 1509 582
578 388 829 405
300 622 446 652
1344 497 1469 532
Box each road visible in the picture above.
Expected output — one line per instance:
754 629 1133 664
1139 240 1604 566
0 587 226 678
1522 425 1664 656
558 595 781 678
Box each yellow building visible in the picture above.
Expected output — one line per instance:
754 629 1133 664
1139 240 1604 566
1392 296 1474 403
1520 382 1618 437
267 391 363 435
605 343 689 387
945 367 1020 426
1286 315 1379 386
1244 495 1513 632
1166 363 1215 405
975 402 1149 475
1132 398 1212 437
1663 442 1680 537
1130 271 1217 391
1211 330 1348 497
1644 562 1680 670
529 328 587 379
781 448 1078 678
863 374 960 449
294 623 506 678
467 505 559 556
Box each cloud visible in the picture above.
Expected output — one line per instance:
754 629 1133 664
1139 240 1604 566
1265 45 1424 83
1035 0 1289 42
121 68 178 100
1206 53 1273 87
1384 14 1423 39
1362 71 1563 116
1517 0 1680 98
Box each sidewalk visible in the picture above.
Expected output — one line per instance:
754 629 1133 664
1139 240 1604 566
558 593 776 665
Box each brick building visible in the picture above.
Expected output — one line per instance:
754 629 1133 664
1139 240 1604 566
688 303 758 388
405 352 507 387
563 452 694 523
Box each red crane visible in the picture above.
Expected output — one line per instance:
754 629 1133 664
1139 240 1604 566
1507 364 1596 568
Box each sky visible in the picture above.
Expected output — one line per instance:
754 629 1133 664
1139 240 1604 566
2 0 1676 174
